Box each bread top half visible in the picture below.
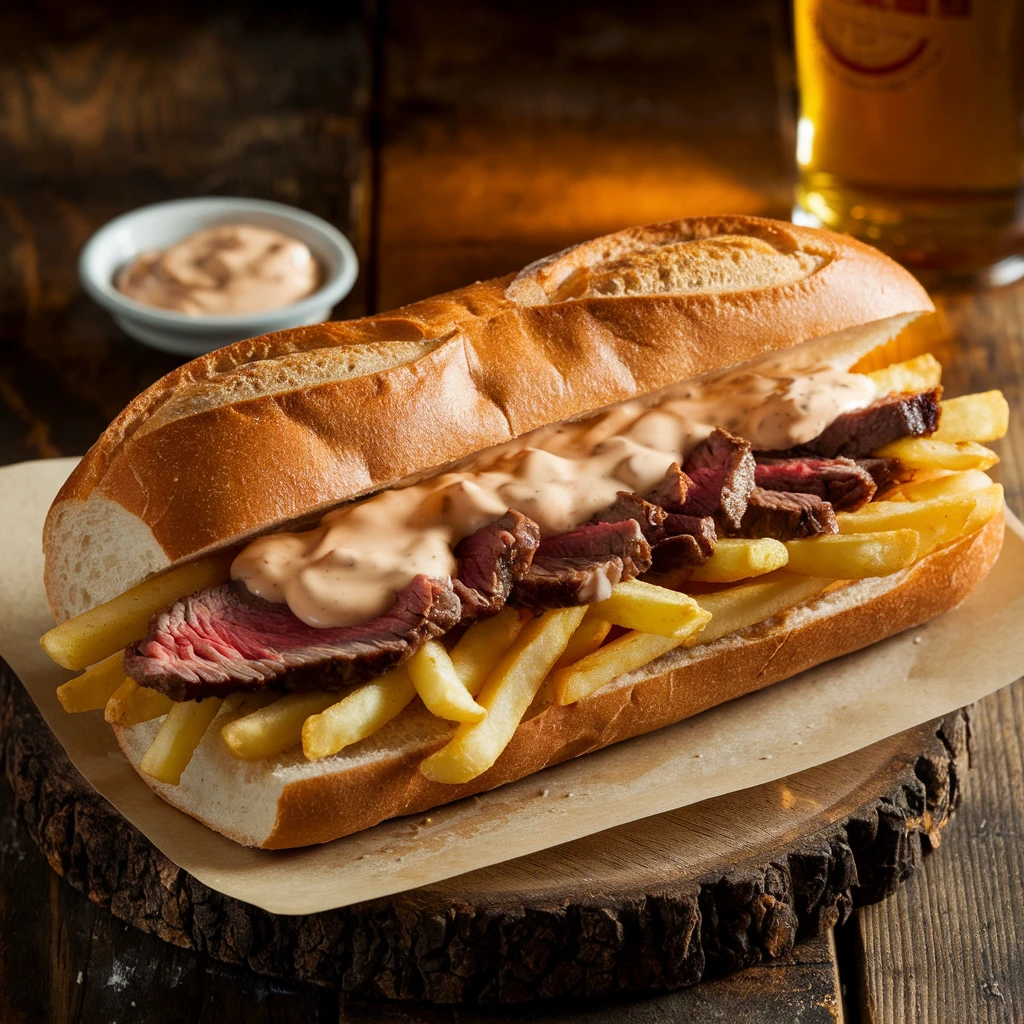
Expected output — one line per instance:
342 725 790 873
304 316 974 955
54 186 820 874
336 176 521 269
44 216 933 621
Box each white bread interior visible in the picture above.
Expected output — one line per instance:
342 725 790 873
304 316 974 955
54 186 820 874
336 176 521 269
44 216 933 621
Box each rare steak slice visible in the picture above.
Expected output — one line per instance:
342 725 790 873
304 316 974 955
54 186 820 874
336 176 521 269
453 510 540 623
650 513 718 573
591 491 667 543
513 520 652 609
736 487 838 541
652 429 755 530
799 389 942 458
125 575 462 703
754 456 876 512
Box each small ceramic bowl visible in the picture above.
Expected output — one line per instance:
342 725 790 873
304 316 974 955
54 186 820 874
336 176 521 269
78 196 359 356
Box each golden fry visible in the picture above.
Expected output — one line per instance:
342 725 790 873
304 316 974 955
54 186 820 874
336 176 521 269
836 492 981 555
897 470 994 503
933 391 1009 443
783 530 920 579
222 690 343 760
139 697 223 785
104 677 173 726
590 579 712 639
554 630 686 706
693 574 831 644
302 668 416 761
421 606 587 784
866 354 942 394
874 437 998 472
408 641 487 723
555 615 613 669
56 652 126 713
963 484 1004 536
448 607 525 697
688 538 789 583
41 553 233 671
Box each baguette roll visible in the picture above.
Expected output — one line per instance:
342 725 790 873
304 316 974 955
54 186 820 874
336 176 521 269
44 217 931 621
44 215 1006 853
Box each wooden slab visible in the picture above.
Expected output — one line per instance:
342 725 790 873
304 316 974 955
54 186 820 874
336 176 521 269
0 664 968 1005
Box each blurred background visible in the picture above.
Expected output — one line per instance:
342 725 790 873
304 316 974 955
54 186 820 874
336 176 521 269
0 0 825 460
2 0 1021 461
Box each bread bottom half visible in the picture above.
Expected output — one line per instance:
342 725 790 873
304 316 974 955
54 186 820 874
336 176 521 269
115 513 1004 849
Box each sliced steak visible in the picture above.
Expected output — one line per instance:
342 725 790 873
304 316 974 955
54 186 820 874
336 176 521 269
453 510 540 623
513 520 652 609
650 514 717 573
125 575 461 702
675 428 756 529
754 456 876 512
647 463 693 512
799 389 942 458
591 491 667 543
736 487 838 541
856 456 904 495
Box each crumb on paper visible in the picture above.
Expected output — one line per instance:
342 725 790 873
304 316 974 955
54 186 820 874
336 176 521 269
793 740 802 745
759 755 772 760
421 816 432 825
564 792 574 798
914 636 923 644
539 788 549 797
692 753 702 759
76 972 83 985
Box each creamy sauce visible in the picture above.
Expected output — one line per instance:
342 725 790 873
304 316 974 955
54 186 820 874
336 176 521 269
231 362 878 627
116 224 320 315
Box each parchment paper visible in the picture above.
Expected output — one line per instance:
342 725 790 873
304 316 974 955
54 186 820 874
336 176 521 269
2 457 1022 916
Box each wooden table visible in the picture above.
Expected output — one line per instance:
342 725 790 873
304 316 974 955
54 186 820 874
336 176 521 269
1 1 1021 1020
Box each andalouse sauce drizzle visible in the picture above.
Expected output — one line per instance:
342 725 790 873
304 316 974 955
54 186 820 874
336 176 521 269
231 358 877 628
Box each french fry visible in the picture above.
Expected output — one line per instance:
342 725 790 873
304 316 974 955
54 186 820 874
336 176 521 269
139 697 223 785
104 677 173 726
836 491 986 555
964 483 1004 535
448 607 525 697
554 630 688 706
420 606 587 783
688 538 790 583
589 579 711 639
408 641 487 723
56 652 126 713
41 553 234 671
302 667 417 761
866 354 942 394
693 573 831 644
933 391 1009 443
784 530 920 579
222 690 344 760
555 614 613 669
897 469 994 503
874 437 999 472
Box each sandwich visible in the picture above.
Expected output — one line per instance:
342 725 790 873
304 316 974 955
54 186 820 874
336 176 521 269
39 216 1008 849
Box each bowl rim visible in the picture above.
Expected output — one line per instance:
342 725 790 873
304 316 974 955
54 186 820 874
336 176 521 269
77 196 359 331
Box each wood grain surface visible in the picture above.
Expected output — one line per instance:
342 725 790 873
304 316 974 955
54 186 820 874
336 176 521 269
0 0 1022 1020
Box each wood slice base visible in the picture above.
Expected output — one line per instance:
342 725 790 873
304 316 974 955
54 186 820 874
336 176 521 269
0 665 970 1005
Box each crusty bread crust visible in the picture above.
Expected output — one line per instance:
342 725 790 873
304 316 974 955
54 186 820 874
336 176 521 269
44 216 932 621
113 513 1003 849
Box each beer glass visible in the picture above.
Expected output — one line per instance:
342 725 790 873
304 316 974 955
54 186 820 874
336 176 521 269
793 0 1024 284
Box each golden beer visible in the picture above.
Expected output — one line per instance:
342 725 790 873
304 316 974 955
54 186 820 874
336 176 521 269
793 0 1024 280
